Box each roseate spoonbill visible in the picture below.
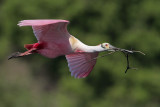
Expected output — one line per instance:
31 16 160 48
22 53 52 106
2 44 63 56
8 20 144 78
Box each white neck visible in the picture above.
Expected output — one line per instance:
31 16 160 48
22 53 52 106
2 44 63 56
76 39 105 53
69 36 106 53
80 44 105 52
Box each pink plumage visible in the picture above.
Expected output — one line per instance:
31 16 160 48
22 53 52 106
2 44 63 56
9 19 111 78
66 52 98 78
19 20 72 58
18 20 69 26
9 19 143 78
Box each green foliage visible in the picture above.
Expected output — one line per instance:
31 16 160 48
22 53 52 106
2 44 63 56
0 0 160 107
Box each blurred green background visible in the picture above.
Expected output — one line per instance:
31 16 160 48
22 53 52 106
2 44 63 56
0 0 160 107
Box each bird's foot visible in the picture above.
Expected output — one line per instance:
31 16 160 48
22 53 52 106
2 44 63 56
8 52 22 60
8 48 36 60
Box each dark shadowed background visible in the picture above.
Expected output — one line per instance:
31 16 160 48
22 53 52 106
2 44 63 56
0 0 160 107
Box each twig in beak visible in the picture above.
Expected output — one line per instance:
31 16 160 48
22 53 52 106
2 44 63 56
123 52 138 73
131 50 145 55
109 47 145 73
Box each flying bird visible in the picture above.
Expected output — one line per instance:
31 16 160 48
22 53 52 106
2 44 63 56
8 20 144 78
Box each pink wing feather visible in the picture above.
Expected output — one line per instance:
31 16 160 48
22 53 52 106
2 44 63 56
66 52 99 78
18 20 72 58
18 19 99 78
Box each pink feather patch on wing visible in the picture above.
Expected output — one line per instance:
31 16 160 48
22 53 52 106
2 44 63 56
66 52 99 78
18 20 72 58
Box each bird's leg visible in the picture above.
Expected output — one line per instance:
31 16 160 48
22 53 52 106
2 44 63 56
8 43 41 60
8 48 37 60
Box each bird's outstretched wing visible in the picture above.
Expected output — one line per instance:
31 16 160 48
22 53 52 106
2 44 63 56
18 20 72 58
18 20 70 42
66 52 99 78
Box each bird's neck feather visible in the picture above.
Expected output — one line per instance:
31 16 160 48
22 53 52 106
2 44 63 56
79 44 105 52
70 36 105 53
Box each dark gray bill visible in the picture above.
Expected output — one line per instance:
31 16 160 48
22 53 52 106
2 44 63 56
108 44 134 53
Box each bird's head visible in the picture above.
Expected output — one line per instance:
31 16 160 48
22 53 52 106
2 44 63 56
101 43 118 51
